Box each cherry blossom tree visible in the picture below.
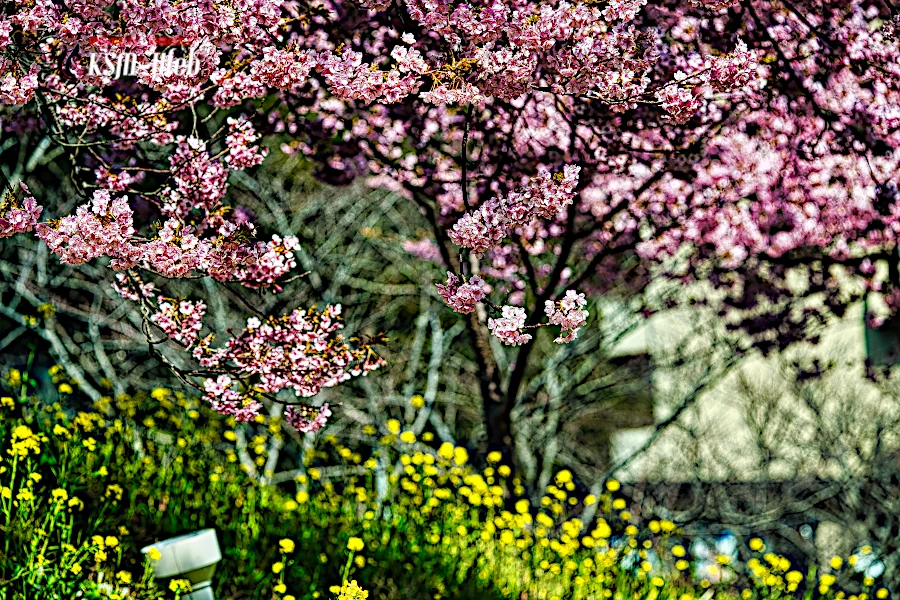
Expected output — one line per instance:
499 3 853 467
1 0 896 460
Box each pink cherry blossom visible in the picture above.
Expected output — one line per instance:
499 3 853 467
436 272 487 314
488 305 532 346
545 290 589 344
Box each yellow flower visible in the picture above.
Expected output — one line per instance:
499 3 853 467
877 590 889 600
386 419 401 434
347 537 364 552
487 451 502 463
0 397 13 408
272 561 284 574
749 538 764 551
285 597 296 600
105 536 118 548
170 579 192 593
355 555 365 568
279 538 296 553
555 470 572 484
147 547 162 561
117 571 132 584
831 556 844 570
606 478 620 492
274 583 287 593
437 442 454 460
338 580 369 600
410 395 425 408
651 576 665 587
672 545 686 558
453 446 468 465
10 425 41 457
399 431 416 444
70 563 82 575
296 490 309 503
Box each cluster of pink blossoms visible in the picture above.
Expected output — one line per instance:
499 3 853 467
112 273 156 302
544 290 589 344
225 117 269 170
487 305 532 346
202 375 262 423
449 166 581 254
194 306 384 423
150 297 207 349
160 136 229 226
436 272 487 314
0 185 42 238
35 190 138 267
656 39 759 124
235 235 300 292
285 403 332 433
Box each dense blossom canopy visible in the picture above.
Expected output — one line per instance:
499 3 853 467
1 0 897 427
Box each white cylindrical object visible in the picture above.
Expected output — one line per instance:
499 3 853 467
141 529 222 600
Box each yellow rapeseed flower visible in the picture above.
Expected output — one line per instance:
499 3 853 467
786 571 803 584
347 537 364 552
386 419 401 434
749 538 765 551
410 395 425 408
438 442 454 460
338 580 368 600
831 556 844 570
487 451 502 463
279 539 296 553
399 431 416 444
606 479 620 492
170 579 192 593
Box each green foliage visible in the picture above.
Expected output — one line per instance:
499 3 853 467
0 366 890 600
